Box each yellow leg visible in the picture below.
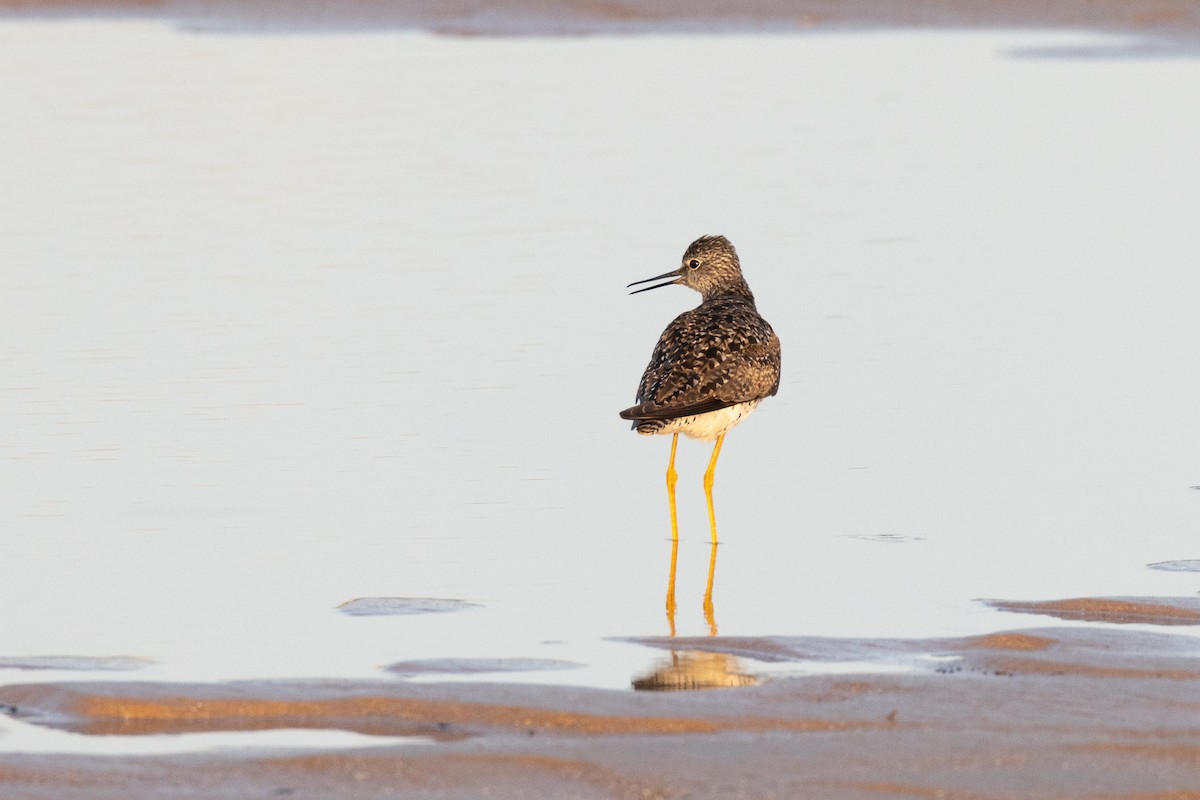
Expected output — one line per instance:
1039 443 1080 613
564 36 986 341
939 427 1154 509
665 537 679 637
703 433 725 544
703 541 718 636
666 433 680 541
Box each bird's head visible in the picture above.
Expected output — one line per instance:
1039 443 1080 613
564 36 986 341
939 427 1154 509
627 235 752 302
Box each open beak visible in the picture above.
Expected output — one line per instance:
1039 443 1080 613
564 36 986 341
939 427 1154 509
627 269 682 295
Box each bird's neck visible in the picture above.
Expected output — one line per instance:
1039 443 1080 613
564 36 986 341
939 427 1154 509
702 278 755 304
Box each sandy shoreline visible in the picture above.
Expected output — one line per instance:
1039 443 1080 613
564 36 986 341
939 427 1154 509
5 618 1200 798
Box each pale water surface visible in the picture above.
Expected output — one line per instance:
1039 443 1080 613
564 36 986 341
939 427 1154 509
2 19 1200 739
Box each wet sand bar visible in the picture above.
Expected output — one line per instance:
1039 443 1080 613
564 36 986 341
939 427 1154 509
4 624 1200 798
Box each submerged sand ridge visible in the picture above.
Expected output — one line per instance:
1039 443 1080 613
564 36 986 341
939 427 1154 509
4 625 1200 797
630 623 1200 679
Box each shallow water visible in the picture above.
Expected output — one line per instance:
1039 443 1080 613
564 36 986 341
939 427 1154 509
2 17 1200 746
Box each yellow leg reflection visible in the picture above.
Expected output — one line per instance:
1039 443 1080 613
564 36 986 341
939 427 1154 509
703 541 718 636
633 538 757 691
703 433 725 544
665 537 679 638
666 433 680 542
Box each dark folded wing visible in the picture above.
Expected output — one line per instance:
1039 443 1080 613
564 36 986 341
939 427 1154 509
619 397 733 421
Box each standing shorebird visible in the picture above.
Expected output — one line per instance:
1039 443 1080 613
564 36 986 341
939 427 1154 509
620 235 781 543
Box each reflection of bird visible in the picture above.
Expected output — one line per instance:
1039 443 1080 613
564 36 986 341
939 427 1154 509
635 538 755 691
635 525 755 691
632 650 756 692
620 236 781 542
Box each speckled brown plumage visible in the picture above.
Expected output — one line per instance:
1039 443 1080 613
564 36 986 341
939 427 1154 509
619 236 780 440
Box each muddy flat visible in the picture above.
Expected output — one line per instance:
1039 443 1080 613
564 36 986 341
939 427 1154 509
4 624 1200 799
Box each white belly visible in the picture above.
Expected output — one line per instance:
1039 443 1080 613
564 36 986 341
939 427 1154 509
645 401 761 441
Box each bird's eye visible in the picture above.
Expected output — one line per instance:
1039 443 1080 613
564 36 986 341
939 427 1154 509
688 259 700 269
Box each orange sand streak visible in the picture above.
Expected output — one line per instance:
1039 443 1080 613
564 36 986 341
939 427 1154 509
963 632 1055 651
69 693 884 736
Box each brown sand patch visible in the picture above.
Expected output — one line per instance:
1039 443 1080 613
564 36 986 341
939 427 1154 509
1071 742 1200 764
760 677 922 708
962 632 1055 651
832 782 996 799
7 749 682 800
269 752 674 799
986 597 1200 625
1132 6 1192 27
0 763 102 788
0 0 161 6
575 0 659 22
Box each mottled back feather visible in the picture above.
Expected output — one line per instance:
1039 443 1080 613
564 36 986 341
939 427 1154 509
620 295 780 422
